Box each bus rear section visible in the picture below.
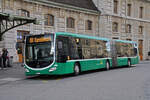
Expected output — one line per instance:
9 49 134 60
111 40 139 67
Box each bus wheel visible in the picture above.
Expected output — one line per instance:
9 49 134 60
106 61 110 70
74 63 80 75
128 60 131 67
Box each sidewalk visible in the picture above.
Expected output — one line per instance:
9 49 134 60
139 60 150 64
0 63 26 85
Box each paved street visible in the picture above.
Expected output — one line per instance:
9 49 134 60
0 61 150 100
0 63 25 84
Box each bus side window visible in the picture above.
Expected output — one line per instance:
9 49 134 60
115 42 122 57
133 43 138 56
96 40 107 58
90 39 97 58
134 48 137 56
76 38 83 59
68 37 79 60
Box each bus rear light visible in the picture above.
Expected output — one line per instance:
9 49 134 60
49 67 57 72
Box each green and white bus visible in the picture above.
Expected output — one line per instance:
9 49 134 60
24 32 139 76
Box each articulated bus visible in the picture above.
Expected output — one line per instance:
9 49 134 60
24 32 139 76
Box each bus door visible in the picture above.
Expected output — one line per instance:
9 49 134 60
111 41 118 67
56 36 70 63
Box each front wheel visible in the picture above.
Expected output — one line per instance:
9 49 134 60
74 63 80 76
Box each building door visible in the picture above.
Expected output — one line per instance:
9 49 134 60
16 30 29 63
138 40 143 60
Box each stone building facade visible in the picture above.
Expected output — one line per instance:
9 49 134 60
93 0 150 60
0 0 100 62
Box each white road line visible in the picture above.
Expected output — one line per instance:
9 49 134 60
0 77 23 81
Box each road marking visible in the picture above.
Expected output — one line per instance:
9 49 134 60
42 80 48 83
0 77 23 81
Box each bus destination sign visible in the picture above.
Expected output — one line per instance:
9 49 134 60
28 35 52 43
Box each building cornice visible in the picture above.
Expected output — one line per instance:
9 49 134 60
23 0 100 15
143 0 150 2
102 13 150 23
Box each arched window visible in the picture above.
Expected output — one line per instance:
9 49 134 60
139 26 143 34
86 20 93 30
17 9 30 17
112 22 118 32
126 24 132 33
44 14 55 26
67 17 75 28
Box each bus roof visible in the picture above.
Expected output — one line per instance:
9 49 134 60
25 32 137 44
55 32 110 41
114 39 137 44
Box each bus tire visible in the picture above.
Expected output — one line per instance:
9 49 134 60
106 61 110 70
74 63 80 76
128 60 131 67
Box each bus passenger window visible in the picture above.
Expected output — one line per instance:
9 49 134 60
134 48 137 56
69 37 79 60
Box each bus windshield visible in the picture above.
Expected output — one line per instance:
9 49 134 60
25 34 54 68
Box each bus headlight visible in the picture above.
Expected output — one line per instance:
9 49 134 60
49 67 57 72
25 68 29 72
